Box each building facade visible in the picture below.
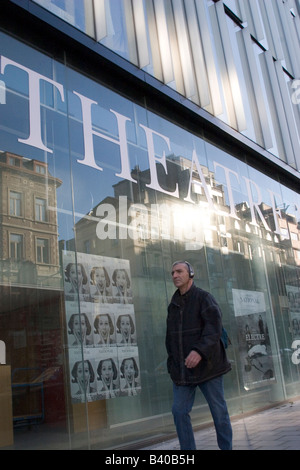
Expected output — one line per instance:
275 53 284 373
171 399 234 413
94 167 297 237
0 0 299 450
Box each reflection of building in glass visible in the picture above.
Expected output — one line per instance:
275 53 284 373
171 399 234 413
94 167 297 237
72 155 300 271
0 151 66 428
232 201 300 267
0 151 62 289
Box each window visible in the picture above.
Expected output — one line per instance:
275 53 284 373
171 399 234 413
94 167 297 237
36 238 49 264
9 191 22 216
84 240 91 253
10 233 23 260
236 241 244 253
8 156 21 167
35 197 47 221
291 232 298 241
280 228 289 239
35 164 46 174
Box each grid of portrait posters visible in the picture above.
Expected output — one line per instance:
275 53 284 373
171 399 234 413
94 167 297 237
63 251 141 403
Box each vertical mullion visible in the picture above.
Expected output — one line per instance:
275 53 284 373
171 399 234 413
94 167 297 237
184 0 210 108
215 1 247 131
145 0 163 81
153 0 175 84
172 0 197 100
275 61 299 168
132 0 150 68
240 28 273 149
195 0 223 116
123 0 138 65
93 0 107 41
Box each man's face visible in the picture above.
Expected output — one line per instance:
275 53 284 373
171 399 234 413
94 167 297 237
171 263 190 291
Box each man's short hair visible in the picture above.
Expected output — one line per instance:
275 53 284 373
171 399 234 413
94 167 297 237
172 260 194 278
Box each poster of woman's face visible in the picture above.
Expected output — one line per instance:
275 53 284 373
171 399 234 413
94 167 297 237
119 355 141 396
116 312 136 345
68 312 93 347
70 359 97 402
112 268 133 304
96 356 120 399
90 266 113 303
63 255 91 301
63 252 141 400
94 313 116 345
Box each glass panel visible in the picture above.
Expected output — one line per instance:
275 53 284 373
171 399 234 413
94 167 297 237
32 0 95 37
96 0 132 62
0 32 88 449
276 184 300 395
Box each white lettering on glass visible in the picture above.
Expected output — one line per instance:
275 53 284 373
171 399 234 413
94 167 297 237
0 54 298 235
139 124 179 197
1 56 65 153
213 162 240 219
184 150 214 212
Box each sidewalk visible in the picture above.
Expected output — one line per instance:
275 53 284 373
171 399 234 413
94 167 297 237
142 399 300 450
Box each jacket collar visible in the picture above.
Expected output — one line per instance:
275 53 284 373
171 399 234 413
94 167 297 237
172 282 195 305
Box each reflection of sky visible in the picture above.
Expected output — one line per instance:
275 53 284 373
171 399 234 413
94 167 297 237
33 0 86 32
99 0 129 60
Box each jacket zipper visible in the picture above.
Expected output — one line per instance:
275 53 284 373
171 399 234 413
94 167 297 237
179 306 185 383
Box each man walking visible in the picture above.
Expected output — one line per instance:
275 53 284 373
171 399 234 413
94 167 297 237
165 261 232 450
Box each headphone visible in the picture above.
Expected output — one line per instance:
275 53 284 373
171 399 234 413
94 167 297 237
185 261 195 278
173 260 195 278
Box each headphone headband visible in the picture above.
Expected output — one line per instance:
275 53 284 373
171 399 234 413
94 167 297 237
172 260 195 278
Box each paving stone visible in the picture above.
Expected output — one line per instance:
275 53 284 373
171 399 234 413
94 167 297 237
142 399 300 451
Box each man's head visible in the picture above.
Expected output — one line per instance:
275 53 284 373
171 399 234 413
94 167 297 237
171 261 194 294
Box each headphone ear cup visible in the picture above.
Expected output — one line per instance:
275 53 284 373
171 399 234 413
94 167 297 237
185 261 194 278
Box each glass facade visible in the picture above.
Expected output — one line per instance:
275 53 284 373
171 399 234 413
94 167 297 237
32 0 300 171
0 27 300 450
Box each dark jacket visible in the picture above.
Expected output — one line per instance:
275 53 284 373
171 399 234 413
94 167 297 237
166 283 231 385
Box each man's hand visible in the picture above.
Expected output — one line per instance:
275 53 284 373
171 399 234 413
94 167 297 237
185 350 202 368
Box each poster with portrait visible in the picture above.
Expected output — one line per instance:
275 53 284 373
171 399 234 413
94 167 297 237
68 348 99 404
96 347 120 400
286 285 300 339
232 289 275 391
66 301 94 348
118 346 141 397
63 251 141 403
